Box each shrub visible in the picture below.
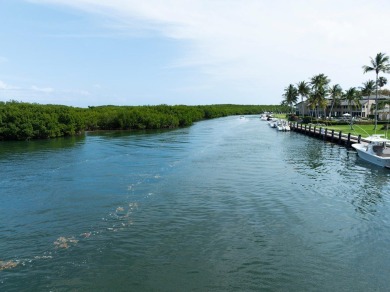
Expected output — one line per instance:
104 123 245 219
302 116 313 124
287 114 299 121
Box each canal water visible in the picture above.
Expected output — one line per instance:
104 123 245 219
1 116 390 291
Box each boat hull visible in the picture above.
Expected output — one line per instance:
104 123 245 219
352 144 390 168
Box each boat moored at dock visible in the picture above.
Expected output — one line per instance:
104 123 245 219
352 135 390 168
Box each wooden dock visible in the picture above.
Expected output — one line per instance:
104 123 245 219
289 122 363 148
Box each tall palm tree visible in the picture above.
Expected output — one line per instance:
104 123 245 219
328 84 342 118
297 81 310 117
331 94 342 118
360 80 376 118
343 87 360 130
310 73 330 119
306 94 317 118
377 77 388 120
283 84 298 114
362 52 390 129
311 73 330 90
318 91 329 120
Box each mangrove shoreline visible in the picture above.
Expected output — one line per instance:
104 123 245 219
0 101 287 141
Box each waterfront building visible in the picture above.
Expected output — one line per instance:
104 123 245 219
295 95 390 120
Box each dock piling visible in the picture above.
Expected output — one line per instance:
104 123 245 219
287 123 363 149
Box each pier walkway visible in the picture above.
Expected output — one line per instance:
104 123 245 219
289 122 364 148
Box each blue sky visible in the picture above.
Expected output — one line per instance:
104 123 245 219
1 0 390 107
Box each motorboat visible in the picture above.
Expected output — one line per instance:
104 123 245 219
260 114 268 121
351 134 390 168
276 120 284 131
260 112 271 121
268 118 278 128
277 120 290 131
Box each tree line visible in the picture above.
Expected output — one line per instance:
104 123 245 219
282 52 390 129
0 101 288 141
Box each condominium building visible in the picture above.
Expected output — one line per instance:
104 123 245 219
295 95 390 120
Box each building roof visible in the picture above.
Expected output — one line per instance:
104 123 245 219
295 95 390 106
361 95 390 100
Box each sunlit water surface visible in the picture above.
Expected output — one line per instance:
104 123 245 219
1 116 390 291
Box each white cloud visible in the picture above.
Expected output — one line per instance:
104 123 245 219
27 0 390 103
0 80 8 90
68 89 91 96
31 85 54 93
0 80 18 90
30 85 91 97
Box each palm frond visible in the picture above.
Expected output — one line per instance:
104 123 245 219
362 65 374 73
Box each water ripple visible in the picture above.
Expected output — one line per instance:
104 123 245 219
1 117 390 291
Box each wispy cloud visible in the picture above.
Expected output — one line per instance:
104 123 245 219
0 80 18 90
28 1 390 84
21 0 390 106
31 85 54 93
0 78 95 106
0 80 8 90
66 89 91 96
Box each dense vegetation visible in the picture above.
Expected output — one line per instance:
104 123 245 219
0 101 287 141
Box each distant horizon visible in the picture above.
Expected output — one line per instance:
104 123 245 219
1 1 390 107
1 99 281 108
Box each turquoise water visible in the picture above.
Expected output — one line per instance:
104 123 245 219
1 116 390 291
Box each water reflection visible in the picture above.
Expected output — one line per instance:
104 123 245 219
282 135 329 174
349 163 390 216
0 135 85 160
284 133 390 217
304 140 326 169
86 128 178 139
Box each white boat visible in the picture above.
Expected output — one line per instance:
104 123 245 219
260 112 271 121
277 120 290 131
268 118 278 128
351 134 390 168
276 120 284 131
260 114 268 121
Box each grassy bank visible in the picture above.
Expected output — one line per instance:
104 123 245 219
324 124 390 138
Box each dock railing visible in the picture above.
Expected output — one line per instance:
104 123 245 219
289 122 365 147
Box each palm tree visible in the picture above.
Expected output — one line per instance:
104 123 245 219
331 94 342 118
306 94 317 118
328 84 342 118
362 52 390 129
360 80 376 118
311 74 330 91
377 99 387 111
283 84 298 114
318 91 328 120
308 89 326 119
343 87 360 130
310 73 330 119
378 76 387 90
297 81 310 117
